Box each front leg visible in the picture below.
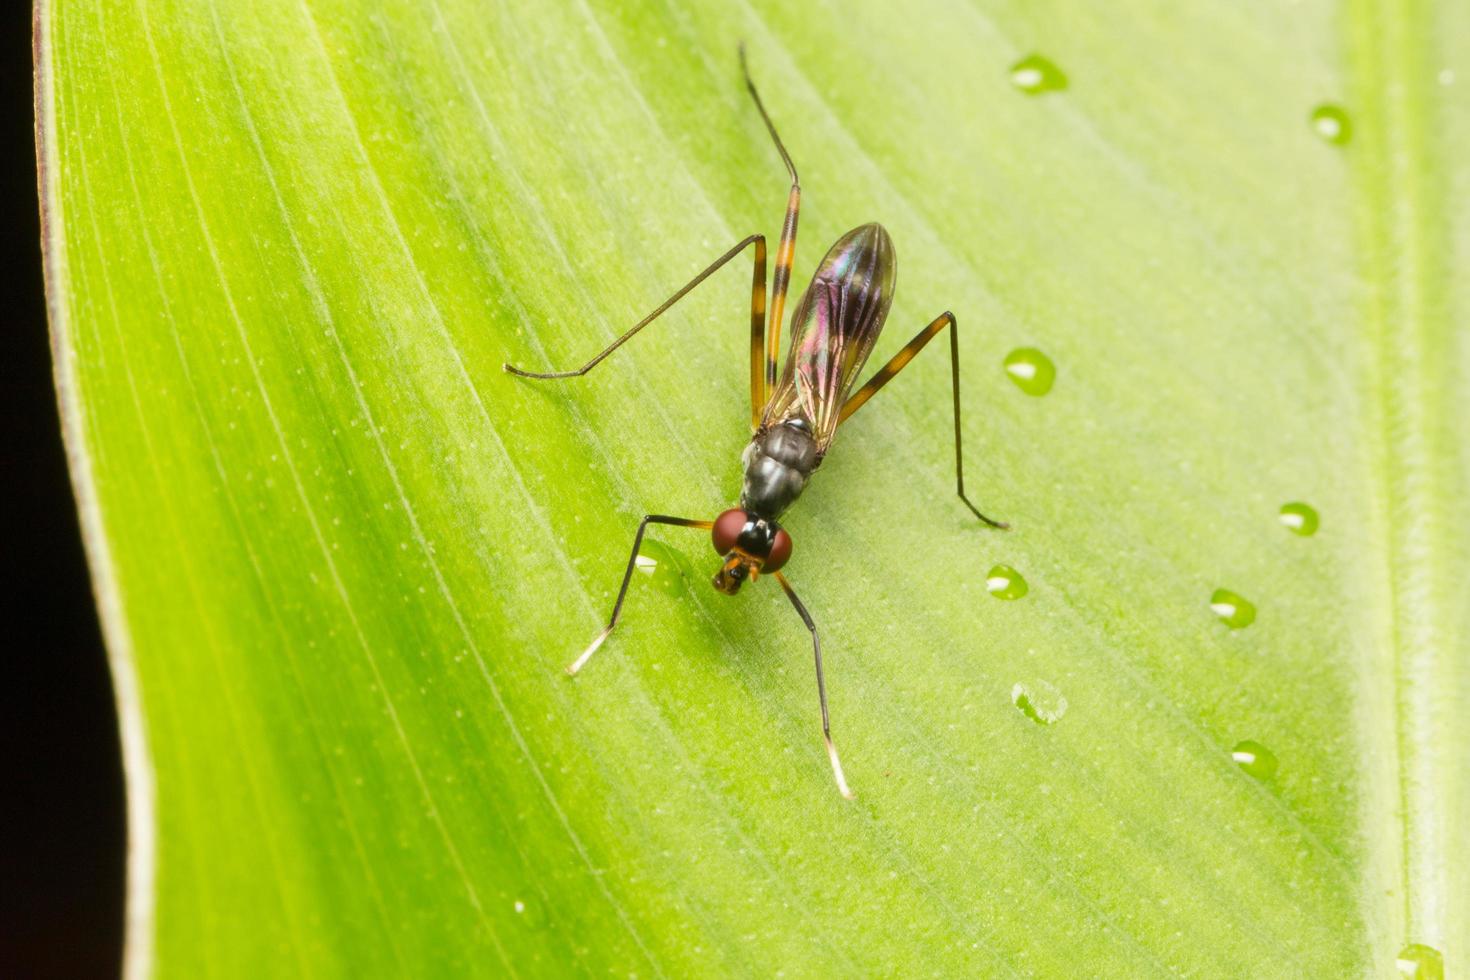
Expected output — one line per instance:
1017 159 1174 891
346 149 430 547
774 572 856 800
567 514 713 675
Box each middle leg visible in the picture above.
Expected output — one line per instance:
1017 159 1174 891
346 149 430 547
838 311 1009 529
505 235 770 430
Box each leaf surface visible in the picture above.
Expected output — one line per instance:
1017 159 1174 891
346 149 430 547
39 0 1469 974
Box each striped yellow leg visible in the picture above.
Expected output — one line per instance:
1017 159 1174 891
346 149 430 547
739 44 801 395
504 235 770 430
840 311 1009 529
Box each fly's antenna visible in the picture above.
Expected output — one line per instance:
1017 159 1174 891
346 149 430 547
738 42 799 187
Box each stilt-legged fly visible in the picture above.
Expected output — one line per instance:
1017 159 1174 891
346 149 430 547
505 46 1007 798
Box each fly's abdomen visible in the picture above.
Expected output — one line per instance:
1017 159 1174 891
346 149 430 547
761 223 896 450
740 421 819 520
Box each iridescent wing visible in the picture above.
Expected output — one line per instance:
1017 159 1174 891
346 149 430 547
760 223 897 451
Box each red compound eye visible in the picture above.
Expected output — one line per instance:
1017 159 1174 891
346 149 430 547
764 529 792 572
712 508 748 554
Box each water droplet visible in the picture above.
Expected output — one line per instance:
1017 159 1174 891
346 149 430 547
1278 501 1319 536
635 539 690 597
1396 944 1443 980
1010 54 1068 95
1310 104 1352 145
1012 680 1067 724
513 900 525 913
1210 588 1256 628
1003 347 1057 396
986 564 1029 600
1231 740 1278 779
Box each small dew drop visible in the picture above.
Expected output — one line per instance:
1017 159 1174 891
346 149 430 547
1278 501 1319 536
1012 680 1067 724
1003 347 1057 396
1395 944 1444 980
635 539 690 597
1310 104 1352 145
986 564 1029 600
514 900 525 914
1210 588 1256 629
1231 740 1278 779
1009 54 1068 95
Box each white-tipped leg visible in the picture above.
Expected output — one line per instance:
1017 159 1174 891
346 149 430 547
567 626 610 675
824 732 856 800
565 515 714 678
775 571 857 800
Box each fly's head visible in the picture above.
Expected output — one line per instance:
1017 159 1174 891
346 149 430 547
710 508 791 595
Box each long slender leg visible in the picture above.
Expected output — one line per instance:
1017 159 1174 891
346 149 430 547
505 235 770 430
568 515 714 675
839 311 1009 529
774 572 856 800
739 44 801 393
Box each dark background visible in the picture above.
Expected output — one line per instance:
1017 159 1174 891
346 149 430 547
3 7 126 979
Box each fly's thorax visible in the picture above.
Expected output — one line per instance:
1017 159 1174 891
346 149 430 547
740 420 819 520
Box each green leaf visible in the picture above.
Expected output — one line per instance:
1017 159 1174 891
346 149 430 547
39 0 1468 975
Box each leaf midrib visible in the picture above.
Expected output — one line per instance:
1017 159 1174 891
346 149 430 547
1346 0 1453 956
